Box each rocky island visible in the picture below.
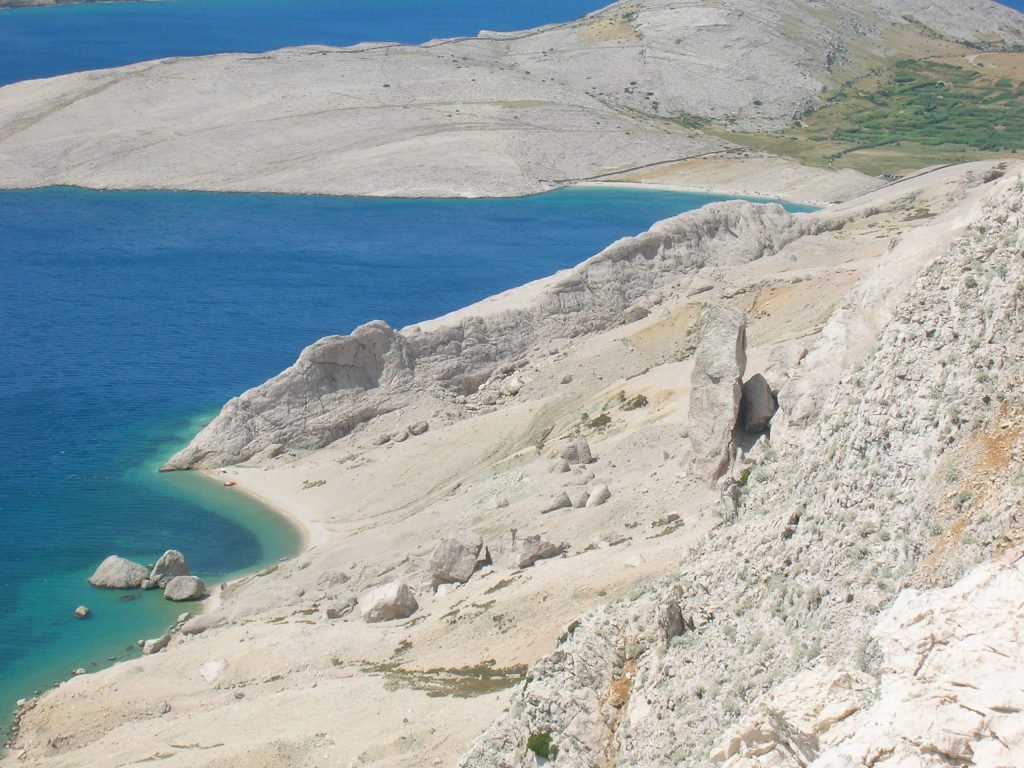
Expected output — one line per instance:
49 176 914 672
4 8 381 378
4 1 1024 767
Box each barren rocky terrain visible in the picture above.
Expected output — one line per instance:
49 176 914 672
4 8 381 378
1 0 1022 198
6 160 1021 767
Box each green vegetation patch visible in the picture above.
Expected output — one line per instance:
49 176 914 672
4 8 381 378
820 60 1024 152
723 57 1024 176
358 660 528 698
527 732 557 760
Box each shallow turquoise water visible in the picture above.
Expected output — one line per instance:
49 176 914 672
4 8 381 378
0 186 814 727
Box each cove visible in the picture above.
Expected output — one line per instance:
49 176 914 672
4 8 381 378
0 186 815 728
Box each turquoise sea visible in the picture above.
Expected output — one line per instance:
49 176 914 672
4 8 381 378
0 185 816 728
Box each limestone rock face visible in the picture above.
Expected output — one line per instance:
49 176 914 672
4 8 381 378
162 321 415 469
163 203 804 469
87 556 149 589
163 575 205 602
689 305 747 485
459 174 1024 768
150 550 189 588
739 374 776 433
428 530 484 585
359 580 418 623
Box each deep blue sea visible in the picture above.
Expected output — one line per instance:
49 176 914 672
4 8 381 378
0 186 816 726
0 0 608 86
0 0 1022 87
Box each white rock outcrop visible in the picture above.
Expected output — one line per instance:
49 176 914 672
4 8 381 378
164 202 808 470
163 575 205 602
149 550 190 588
427 530 484 586
358 580 418 623
87 556 149 589
689 305 747 485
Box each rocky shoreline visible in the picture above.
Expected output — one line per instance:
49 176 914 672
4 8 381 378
5 160 1020 766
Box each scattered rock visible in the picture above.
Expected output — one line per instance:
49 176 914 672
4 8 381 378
163 575 205 602
689 304 747 486
73 606 90 619
372 433 392 446
181 614 226 636
324 597 357 620
502 377 523 396
575 437 594 464
551 459 571 473
317 569 351 588
359 580 419 623
492 531 568 569
485 494 509 510
87 556 149 589
140 578 157 591
740 373 777 432
142 634 171 655
571 491 589 508
586 484 611 508
391 428 410 443
408 420 429 436
541 493 573 514
73 668 86 676
428 530 484 585
150 550 190 588
621 305 650 324
560 374 573 385
435 583 460 597
199 659 228 683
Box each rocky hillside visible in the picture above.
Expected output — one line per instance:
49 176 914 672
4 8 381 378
0 0 1020 196
460 169 1024 765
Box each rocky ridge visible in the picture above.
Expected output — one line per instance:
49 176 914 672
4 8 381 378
4 163 1019 768
163 201 825 470
1 1 1021 198
458 171 1024 765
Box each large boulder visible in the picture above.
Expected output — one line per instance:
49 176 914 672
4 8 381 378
87 556 149 589
359 580 419 623
163 575 205 602
689 305 747 486
150 550 190 588
490 531 568 569
428 530 484 585
740 373 777 433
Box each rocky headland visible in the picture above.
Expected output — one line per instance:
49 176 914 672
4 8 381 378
1 0 1023 200
5 159 1022 767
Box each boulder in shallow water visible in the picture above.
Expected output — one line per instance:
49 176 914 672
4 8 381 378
359 580 418 623
87 555 149 589
163 575 205 602
150 550 190 588
73 605 90 619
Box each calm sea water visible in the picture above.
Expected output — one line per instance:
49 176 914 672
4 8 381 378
0 0 607 86
0 186 814 726
1 0 1022 88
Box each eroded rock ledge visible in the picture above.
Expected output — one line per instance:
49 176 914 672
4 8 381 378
163 201 822 470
